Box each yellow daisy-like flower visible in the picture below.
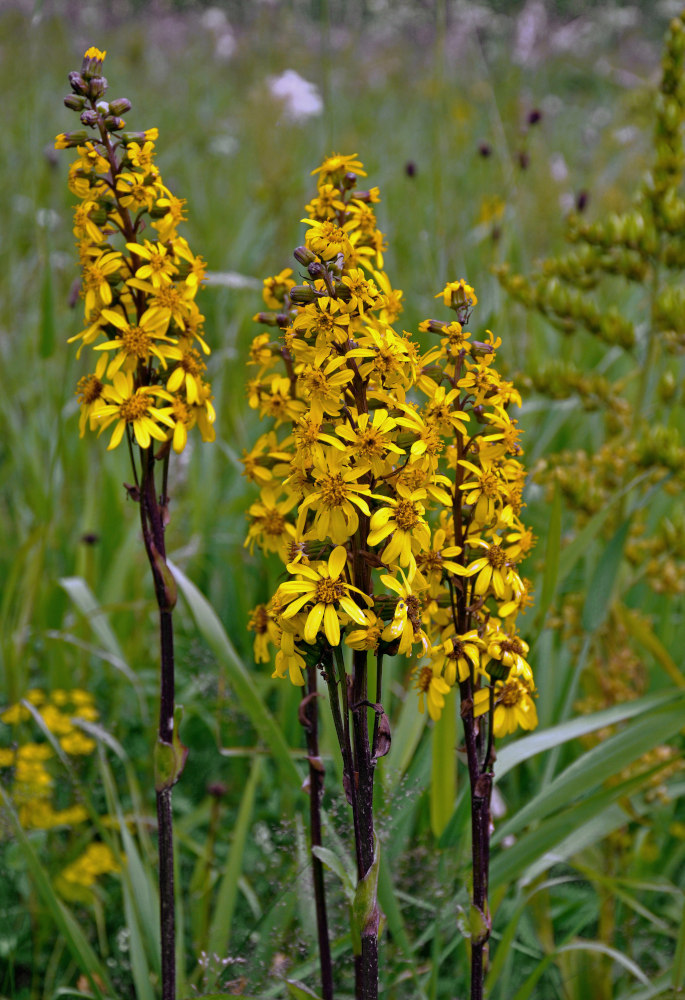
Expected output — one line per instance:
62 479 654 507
297 450 373 544
483 629 533 682
95 307 178 376
166 345 207 404
126 239 178 288
463 534 518 600
415 664 452 721
81 249 123 316
262 268 295 309
95 371 175 450
278 546 370 646
302 218 354 261
429 631 483 685
334 408 404 478
311 153 367 181
436 279 478 311
244 487 298 559
367 485 431 575
473 677 538 736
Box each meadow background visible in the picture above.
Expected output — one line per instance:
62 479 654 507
1 1 684 998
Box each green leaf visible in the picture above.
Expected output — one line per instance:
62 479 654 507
581 518 631 632
430 688 456 838
534 482 562 630
154 707 189 790
556 940 650 986
673 895 685 989
285 980 324 999
351 835 381 956
489 765 673 891
495 688 678 782
493 696 685 844
615 603 685 688
207 756 262 979
311 845 356 900
169 561 302 789
58 576 144 703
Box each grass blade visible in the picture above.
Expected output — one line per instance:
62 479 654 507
170 561 302 789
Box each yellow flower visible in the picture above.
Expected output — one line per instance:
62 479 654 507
126 239 178 288
334 408 404 478
96 371 176 450
279 547 370 646
95 307 178 376
436 279 478 311
415 664 452 721
311 153 367 181
302 218 354 261
263 268 295 308
473 678 538 736
430 631 482 684
367 484 431 576
244 487 298 559
297 450 373 544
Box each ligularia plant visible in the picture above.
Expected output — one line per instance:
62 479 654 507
245 154 536 999
57 47 215 1000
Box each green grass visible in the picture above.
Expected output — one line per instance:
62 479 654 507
0 2 683 999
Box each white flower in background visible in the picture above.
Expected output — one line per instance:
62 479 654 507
268 70 323 121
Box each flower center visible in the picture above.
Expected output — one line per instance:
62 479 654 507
499 680 523 707
487 545 506 568
119 394 151 422
122 325 151 358
77 375 104 404
394 499 420 531
316 579 344 604
319 473 348 509
263 509 286 535
417 666 432 693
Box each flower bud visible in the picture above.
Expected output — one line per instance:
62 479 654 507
109 97 132 116
68 71 87 95
105 115 125 131
64 94 87 112
80 109 99 127
488 660 510 682
342 171 357 189
289 285 320 305
293 245 316 266
54 129 89 149
88 76 107 100
81 46 106 79
307 261 326 279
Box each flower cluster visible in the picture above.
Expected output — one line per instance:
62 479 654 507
245 154 536 738
0 688 98 830
56 47 215 453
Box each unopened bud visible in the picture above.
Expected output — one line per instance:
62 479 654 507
88 75 107 100
491 660 512 682
342 171 357 189
64 94 86 112
109 97 132 116
80 109 99 127
105 115 125 131
68 71 87 95
290 285 319 305
293 245 316 266
307 261 326 279
120 130 148 143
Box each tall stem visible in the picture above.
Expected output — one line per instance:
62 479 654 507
138 447 177 1000
303 665 334 1000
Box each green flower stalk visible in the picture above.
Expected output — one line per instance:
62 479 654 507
245 155 535 999
57 46 215 1000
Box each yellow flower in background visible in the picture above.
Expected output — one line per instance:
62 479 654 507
474 677 538 737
